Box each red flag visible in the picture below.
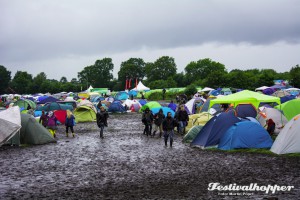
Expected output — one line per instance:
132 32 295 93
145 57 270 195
129 78 132 88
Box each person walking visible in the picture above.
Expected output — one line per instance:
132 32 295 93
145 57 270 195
153 108 165 137
46 111 58 138
96 106 109 139
162 112 176 147
65 110 76 137
176 105 189 135
142 107 154 136
39 110 48 127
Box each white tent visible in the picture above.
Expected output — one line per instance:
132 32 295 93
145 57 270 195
0 106 22 146
257 107 288 134
199 87 214 92
87 85 94 92
132 81 150 91
271 114 300 154
255 86 270 91
285 88 300 91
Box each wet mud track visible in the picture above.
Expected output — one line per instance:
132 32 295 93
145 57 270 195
0 113 299 199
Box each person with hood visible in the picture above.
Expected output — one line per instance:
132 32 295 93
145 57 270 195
153 108 165 137
96 106 109 139
142 107 154 136
65 110 76 137
39 110 48 127
46 111 58 138
162 112 176 147
176 104 189 135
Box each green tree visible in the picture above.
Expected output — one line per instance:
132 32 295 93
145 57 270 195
173 72 186 87
184 84 197 96
60 76 68 83
78 58 114 88
10 71 33 94
145 56 177 81
289 65 300 88
185 58 227 85
118 58 146 89
32 72 47 93
147 77 177 89
226 69 252 89
0 65 11 94
257 69 277 87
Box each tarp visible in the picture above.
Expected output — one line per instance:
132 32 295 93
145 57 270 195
275 99 300 121
271 114 300 154
218 121 273 150
0 106 22 146
209 90 281 109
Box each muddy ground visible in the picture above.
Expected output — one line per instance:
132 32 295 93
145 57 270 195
0 113 299 200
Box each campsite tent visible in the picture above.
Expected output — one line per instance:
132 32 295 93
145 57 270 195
37 96 59 104
183 125 203 143
271 114 300 154
185 99 196 114
0 106 22 146
191 112 241 148
186 112 213 132
13 99 36 110
140 101 161 112
209 90 281 109
272 90 290 97
132 81 150 91
168 102 177 112
255 86 270 91
6 113 56 145
257 107 288 134
74 106 97 122
35 102 73 112
108 101 126 113
275 99 300 121
151 107 175 118
235 104 257 118
115 91 129 101
199 87 214 92
218 121 273 150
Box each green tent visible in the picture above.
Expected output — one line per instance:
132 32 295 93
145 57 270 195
275 99 300 121
74 105 96 123
139 101 162 112
209 90 281 109
183 125 203 143
13 99 36 110
6 114 56 145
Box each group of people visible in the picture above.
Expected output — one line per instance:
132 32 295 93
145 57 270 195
142 104 189 147
39 110 76 138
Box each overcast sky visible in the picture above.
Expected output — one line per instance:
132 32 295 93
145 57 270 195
1 0 300 81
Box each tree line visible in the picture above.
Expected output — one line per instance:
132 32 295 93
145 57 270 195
1 56 299 94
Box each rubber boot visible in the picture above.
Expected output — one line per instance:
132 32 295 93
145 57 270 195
152 131 156 137
66 132 68 137
159 132 162 138
53 130 56 138
72 133 75 138
165 140 167 147
170 139 173 148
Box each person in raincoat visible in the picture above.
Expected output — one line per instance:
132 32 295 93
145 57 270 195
46 111 58 138
142 107 154 136
96 106 109 139
162 112 176 147
39 110 48 127
65 110 76 137
153 108 165 137
176 105 189 135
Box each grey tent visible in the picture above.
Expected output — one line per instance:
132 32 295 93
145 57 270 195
6 113 56 145
0 106 22 146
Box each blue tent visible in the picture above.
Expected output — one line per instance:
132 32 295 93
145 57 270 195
91 96 105 102
168 102 177 112
108 101 126 113
139 99 147 106
235 104 257 118
37 96 48 102
280 95 296 104
218 121 273 150
151 107 175 117
128 90 138 97
115 91 129 101
191 112 240 148
37 96 59 104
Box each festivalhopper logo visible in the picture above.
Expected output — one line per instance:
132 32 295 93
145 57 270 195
208 183 294 196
